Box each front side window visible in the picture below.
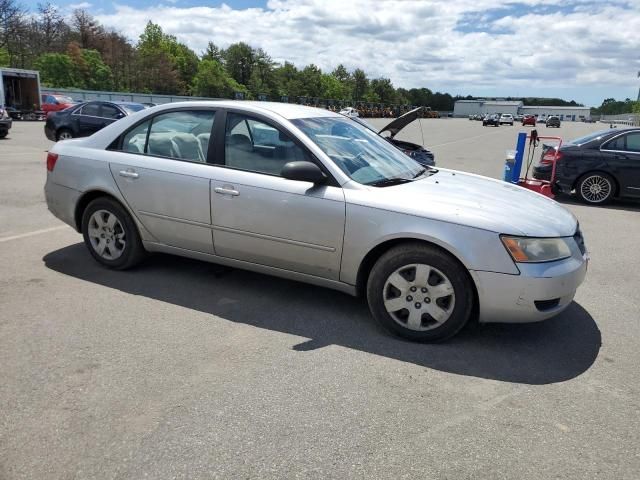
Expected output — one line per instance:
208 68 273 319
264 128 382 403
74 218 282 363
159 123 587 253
225 113 310 176
292 116 424 186
146 110 215 162
624 133 640 152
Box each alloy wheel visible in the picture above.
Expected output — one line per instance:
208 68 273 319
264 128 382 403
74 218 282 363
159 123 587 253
580 175 612 203
87 209 126 260
57 131 72 140
382 263 455 331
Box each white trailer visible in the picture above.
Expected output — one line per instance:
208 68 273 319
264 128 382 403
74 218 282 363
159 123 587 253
0 68 43 119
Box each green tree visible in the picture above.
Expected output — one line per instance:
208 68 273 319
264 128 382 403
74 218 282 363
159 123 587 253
321 74 348 100
224 42 253 86
191 59 246 98
299 64 323 97
274 61 302 97
34 52 77 87
0 46 8 66
370 77 395 103
202 41 224 63
352 68 368 101
248 48 277 98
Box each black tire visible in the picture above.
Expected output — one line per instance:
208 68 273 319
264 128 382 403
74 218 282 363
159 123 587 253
56 128 73 141
366 243 474 342
81 197 146 269
0 130 8 139
575 172 615 205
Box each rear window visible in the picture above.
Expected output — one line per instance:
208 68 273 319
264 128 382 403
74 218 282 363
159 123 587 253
119 104 145 114
569 130 616 146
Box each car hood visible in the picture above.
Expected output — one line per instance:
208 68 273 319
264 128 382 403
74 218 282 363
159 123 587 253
378 107 423 139
347 169 577 237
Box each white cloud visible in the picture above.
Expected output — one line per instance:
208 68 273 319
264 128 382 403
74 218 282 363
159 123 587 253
68 2 93 9
94 0 640 104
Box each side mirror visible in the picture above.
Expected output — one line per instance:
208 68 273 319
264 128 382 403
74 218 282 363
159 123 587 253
281 161 327 184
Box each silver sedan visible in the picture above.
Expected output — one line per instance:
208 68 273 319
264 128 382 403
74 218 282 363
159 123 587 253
44 101 588 341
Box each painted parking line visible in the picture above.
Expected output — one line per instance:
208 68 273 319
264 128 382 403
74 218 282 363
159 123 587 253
429 130 506 148
0 225 69 243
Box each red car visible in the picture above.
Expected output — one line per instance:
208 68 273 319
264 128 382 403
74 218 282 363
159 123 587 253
41 94 77 115
522 115 536 126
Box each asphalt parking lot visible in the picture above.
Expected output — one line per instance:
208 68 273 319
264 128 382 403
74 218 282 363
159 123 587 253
1 118 639 479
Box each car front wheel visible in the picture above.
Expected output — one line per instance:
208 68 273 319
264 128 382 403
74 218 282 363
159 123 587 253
81 197 146 269
576 172 615 205
367 243 474 342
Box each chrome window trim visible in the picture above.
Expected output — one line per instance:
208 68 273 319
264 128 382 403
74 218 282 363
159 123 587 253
600 130 640 154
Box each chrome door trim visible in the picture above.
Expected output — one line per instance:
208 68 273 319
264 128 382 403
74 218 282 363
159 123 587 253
138 210 336 252
212 224 336 252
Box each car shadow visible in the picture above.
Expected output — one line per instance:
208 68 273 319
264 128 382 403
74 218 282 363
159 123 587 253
43 244 601 385
556 193 640 212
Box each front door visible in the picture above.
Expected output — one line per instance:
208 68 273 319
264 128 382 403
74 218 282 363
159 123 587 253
603 131 640 198
210 112 346 280
109 109 218 253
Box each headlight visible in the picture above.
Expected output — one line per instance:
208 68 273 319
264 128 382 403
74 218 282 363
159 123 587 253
501 236 572 263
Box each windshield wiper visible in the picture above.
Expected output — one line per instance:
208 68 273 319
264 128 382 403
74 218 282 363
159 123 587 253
367 177 413 187
412 168 426 179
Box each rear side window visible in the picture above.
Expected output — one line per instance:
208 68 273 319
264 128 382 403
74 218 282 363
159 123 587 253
81 103 100 117
604 136 625 151
122 120 151 154
101 104 123 119
119 110 215 162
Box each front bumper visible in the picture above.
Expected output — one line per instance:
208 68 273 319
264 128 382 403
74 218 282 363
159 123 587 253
472 250 588 324
0 118 11 131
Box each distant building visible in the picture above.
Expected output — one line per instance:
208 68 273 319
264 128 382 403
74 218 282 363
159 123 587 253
453 99 591 121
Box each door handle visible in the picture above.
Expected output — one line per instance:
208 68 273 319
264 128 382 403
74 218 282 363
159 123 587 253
214 187 240 196
119 169 139 179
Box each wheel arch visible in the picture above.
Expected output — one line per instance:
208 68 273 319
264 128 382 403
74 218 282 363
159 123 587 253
355 237 479 321
74 189 128 232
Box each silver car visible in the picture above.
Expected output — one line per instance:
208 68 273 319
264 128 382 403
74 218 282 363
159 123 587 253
44 101 588 342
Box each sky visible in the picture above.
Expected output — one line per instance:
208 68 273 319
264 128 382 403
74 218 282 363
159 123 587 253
26 0 640 106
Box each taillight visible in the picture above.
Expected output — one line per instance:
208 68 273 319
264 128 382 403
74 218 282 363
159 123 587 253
46 152 58 172
541 150 562 165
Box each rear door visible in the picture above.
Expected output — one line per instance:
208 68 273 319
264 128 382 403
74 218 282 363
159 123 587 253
209 110 346 280
109 109 218 253
74 102 105 136
602 131 640 197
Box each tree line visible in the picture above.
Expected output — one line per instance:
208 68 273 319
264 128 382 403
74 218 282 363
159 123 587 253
0 1 594 111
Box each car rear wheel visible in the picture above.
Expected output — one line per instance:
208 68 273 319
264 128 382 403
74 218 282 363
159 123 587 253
576 172 615 205
56 129 73 141
0 130 7 139
81 197 146 269
367 243 474 342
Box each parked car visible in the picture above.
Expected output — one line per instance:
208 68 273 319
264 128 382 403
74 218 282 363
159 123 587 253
533 128 640 204
339 107 359 117
499 114 514 125
44 101 146 141
44 101 588 342
0 106 12 138
522 115 536 126
350 107 435 167
546 116 561 128
473 114 483 121
141 102 157 108
41 94 78 115
537 115 547 123
515 114 524 122
482 114 500 127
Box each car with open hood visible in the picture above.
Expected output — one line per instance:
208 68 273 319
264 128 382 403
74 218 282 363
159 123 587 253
349 107 435 167
44 101 587 342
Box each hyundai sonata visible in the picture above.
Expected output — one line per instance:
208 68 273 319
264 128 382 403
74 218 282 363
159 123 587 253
44 101 588 341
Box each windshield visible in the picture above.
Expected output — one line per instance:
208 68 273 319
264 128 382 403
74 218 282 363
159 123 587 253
292 117 425 186
119 104 145 114
569 129 615 146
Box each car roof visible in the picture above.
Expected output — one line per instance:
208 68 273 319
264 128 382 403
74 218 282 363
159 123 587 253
149 100 341 120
